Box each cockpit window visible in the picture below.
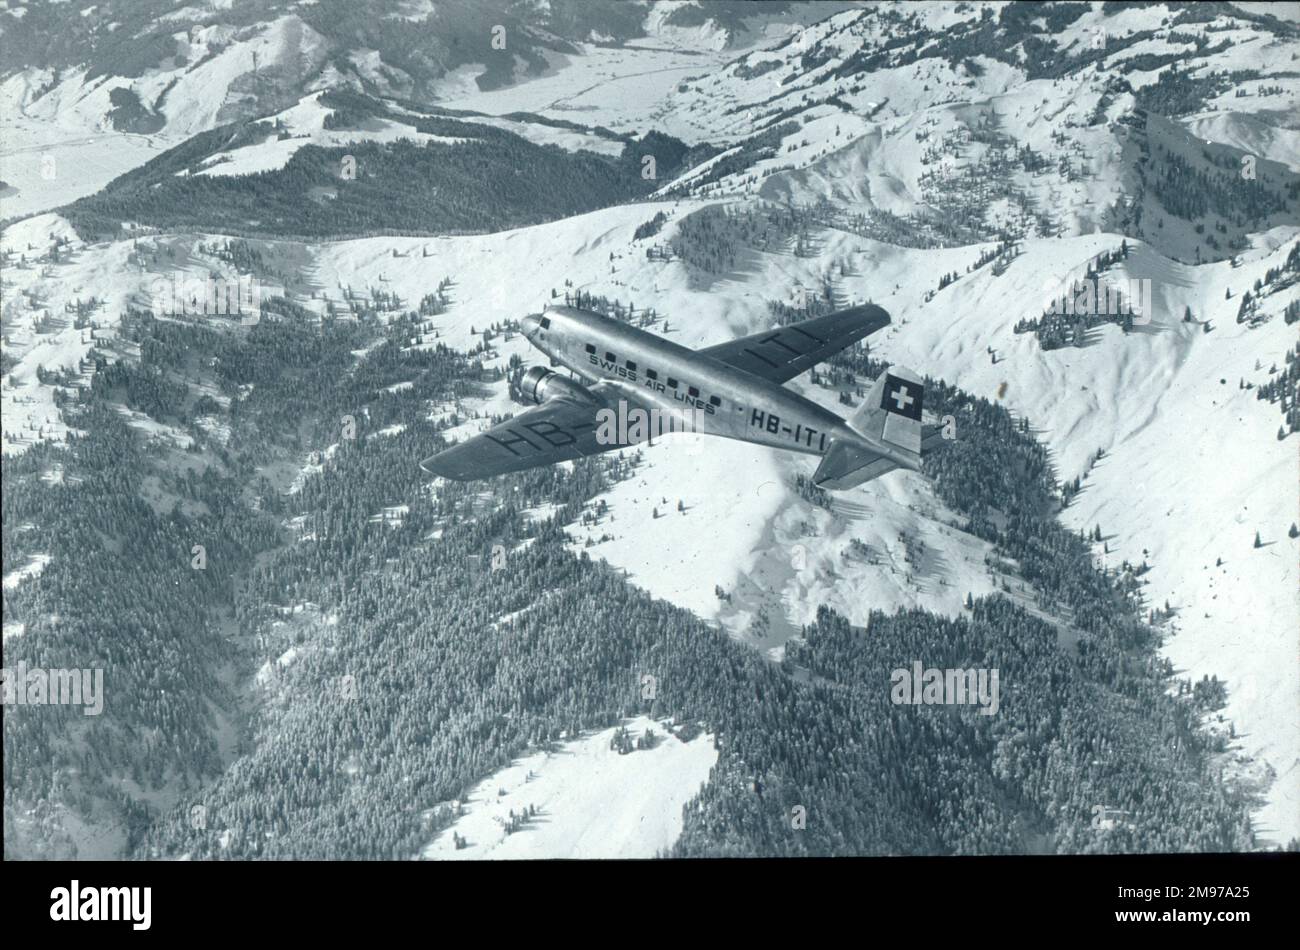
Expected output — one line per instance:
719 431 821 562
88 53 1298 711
539 316 550 330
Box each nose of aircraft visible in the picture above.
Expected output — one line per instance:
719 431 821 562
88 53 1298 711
521 313 541 340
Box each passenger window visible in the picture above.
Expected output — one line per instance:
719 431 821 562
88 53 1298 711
584 344 596 354
605 352 616 362
626 360 637 372
667 377 678 388
709 395 721 406
688 386 699 398
646 369 658 381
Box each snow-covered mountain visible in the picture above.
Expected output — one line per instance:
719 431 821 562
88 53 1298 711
0 0 852 219
2 1 1297 859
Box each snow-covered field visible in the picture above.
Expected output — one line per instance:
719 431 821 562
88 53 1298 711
434 42 737 142
3 552 51 591
0 119 175 221
420 715 717 860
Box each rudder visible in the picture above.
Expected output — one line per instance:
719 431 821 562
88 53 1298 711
851 366 924 458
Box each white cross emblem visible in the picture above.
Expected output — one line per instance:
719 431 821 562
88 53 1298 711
890 386 914 412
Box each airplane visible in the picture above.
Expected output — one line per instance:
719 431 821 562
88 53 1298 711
419 303 942 490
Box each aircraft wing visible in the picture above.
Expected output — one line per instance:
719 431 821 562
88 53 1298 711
419 381 649 481
697 304 890 384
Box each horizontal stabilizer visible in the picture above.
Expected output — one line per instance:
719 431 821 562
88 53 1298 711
813 441 899 490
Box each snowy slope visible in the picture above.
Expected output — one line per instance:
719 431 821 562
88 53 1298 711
1184 112 1300 174
420 716 717 859
0 16 332 219
0 213 284 454
880 231 1300 844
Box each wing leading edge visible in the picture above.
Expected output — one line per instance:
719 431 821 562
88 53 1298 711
698 303 890 384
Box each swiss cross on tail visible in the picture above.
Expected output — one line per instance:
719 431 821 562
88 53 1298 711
881 374 924 421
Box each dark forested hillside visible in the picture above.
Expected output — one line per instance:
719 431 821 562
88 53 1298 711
60 89 709 241
65 135 647 242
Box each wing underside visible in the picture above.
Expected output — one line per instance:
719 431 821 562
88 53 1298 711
420 382 651 481
698 303 890 383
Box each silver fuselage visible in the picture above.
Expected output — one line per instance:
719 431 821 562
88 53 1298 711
523 306 875 460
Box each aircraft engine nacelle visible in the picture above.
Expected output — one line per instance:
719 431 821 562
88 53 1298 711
517 366 592 405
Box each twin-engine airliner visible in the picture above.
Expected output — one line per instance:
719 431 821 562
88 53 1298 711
420 303 939 490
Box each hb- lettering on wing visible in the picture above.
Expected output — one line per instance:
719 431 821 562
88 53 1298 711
419 382 647 480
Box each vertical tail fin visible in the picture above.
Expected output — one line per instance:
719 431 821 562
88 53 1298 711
852 366 925 459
